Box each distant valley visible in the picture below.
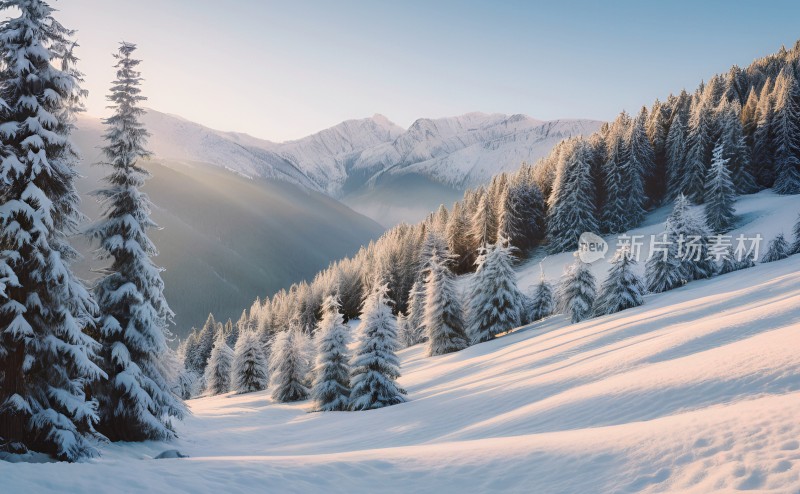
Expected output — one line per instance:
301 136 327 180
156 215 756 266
135 109 601 226
71 109 598 335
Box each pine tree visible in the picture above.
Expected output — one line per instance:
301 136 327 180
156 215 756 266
423 247 469 356
704 142 737 233
310 296 351 411
602 122 632 233
232 330 268 394
467 237 524 343
557 255 597 323
229 310 246 347
402 280 426 346
770 68 800 194
445 201 472 274
793 213 800 254
0 0 105 461
497 178 545 252
268 328 309 403
204 331 233 396
670 194 715 281
761 233 791 263
630 107 659 205
718 100 756 194
190 313 218 375
647 100 671 200
665 115 687 199
180 330 198 373
526 273 555 322
645 229 684 293
396 312 411 348
470 190 497 248
718 246 754 275
87 42 185 441
752 79 776 188
349 282 406 410
741 88 759 151
595 248 645 316
682 97 714 203
547 139 599 253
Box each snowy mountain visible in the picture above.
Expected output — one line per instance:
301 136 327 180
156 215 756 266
132 109 601 225
71 116 383 335
140 109 406 194
8 191 799 492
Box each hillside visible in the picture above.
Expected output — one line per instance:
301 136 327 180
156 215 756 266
6 192 798 492
71 117 384 335
125 110 600 225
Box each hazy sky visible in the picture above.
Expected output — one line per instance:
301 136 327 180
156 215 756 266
42 0 800 141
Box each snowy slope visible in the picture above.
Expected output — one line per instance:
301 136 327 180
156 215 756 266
95 110 599 224
5 192 799 493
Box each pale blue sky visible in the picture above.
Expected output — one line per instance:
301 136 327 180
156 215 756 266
43 0 800 141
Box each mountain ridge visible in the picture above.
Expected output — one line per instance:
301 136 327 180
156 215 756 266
84 109 600 225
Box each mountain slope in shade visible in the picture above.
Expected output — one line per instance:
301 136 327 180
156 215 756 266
128 109 600 225
71 117 383 336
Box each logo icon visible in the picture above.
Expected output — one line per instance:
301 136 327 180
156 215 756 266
577 232 608 263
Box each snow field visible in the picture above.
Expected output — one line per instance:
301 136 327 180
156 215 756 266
4 192 800 493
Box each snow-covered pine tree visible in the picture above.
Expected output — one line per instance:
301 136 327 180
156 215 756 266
396 312 411 348
349 282 406 410
268 327 310 402
204 331 233 396
752 79 776 188
526 271 555 322
0 0 105 461
630 107 659 206
770 67 800 194
310 296 351 411
602 119 634 233
670 194 715 281
704 142 737 233
470 189 497 249
445 200 473 274
189 313 218 375
718 246 754 275
87 42 185 441
497 178 546 252
556 255 597 323
741 88 760 151
793 213 800 254
594 247 645 316
467 235 524 343
401 280 426 346
681 96 714 203
718 100 756 194
232 330 268 394
665 115 687 199
761 233 791 263
179 328 203 394
547 138 599 253
222 319 234 347
170 352 198 400
423 247 469 356
645 229 684 293
230 310 247 346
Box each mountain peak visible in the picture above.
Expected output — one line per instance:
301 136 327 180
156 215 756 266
370 113 396 128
